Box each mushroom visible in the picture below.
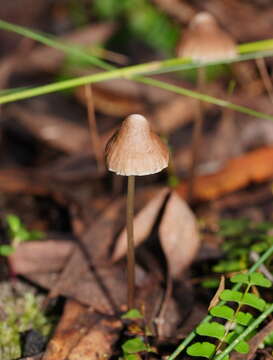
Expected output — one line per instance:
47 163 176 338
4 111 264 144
105 114 169 309
177 12 237 201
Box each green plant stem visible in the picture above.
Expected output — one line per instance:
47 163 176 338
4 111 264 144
214 302 273 360
127 175 135 309
1 70 273 124
214 283 251 357
167 243 273 360
188 66 206 202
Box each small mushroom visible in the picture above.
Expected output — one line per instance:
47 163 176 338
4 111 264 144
177 12 237 63
105 114 169 309
177 12 237 201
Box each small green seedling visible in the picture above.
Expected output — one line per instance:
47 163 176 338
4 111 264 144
0 214 44 256
122 337 153 360
187 271 272 359
121 309 143 320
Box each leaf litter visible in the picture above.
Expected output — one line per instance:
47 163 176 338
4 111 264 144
1 2 273 359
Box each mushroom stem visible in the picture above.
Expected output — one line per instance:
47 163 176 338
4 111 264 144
126 175 136 309
188 66 206 202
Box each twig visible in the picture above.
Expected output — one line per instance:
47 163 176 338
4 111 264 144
84 84 104 172
256 57 273 103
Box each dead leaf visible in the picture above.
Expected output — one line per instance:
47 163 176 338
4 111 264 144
76 83 144 117
20 355 43 360
159 191 200 278
8 105 91 154
43 299 90 360
208 275 225 310
0 168 50 195
10 240 74 274
112 187 169 262
43 299 122 360
177 146 273 201
154 96 212 135
68 318 122 360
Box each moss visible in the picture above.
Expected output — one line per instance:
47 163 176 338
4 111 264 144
0 282 52 360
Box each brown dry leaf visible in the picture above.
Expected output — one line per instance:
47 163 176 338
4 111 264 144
25 188 166 313
68 318 122 360
177 146 273 201
43 299 90 360
159 191 200 278
208 275 225 310
152 0 195 23
0 168 50 195
10 240 74 274
112 187 169 262
75 83 144 117
8 105 91 154
20 355 43 360
203 0 273 41
43 299 121 360
154 96 212 135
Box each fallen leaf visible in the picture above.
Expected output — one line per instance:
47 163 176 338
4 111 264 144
112 187 169 262
43 298 122 360
68 318 122 360
0 168 50 195
177 146 273 201
76 83 144 117
208 275 225 311
8 105 91 154
10 239 74 274
159 191 200 278
24 188 169 314
42 299 90 360
154 96 212 135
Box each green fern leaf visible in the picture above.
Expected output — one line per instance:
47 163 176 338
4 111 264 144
249 273 272 288
210 305 234 320
196 322 225 340
230 274 249 284
186 342 216 358
242 293 266 311
235 311 253 326
234 341 249 354
220 290 242 303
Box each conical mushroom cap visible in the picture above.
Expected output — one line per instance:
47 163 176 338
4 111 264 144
177 12 237 63
105 114 169 176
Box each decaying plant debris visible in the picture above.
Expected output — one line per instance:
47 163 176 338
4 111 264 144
0 1 273 359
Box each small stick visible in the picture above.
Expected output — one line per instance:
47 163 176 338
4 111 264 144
126 175 135 309
256 57 273 103
85 84 104 172
188 66 206 202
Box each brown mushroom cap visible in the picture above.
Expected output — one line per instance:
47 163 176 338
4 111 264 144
105 114 169 176
177 12 237 63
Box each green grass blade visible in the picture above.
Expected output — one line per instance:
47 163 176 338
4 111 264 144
1 19 273 122
0 19 113 71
